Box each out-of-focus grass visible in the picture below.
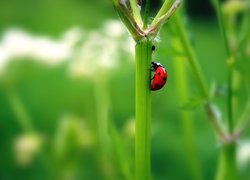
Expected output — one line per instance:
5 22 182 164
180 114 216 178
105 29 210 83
0 0 250 180
0 0 115 34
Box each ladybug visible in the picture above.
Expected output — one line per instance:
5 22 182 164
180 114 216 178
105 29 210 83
151 61 168 91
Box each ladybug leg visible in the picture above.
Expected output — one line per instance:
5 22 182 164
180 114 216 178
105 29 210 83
149 74 154 90
150 74 155 80
149 67 154 80
150 66 155 72
149 63 156 81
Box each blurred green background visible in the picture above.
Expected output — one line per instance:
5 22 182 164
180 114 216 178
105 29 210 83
0 0 250 179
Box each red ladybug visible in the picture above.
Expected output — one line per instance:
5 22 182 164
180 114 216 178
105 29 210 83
151 61 168 91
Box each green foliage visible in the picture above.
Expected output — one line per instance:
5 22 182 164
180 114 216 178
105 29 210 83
0 0 250 180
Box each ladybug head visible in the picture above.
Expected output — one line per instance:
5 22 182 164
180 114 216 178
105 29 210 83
151 61 163 71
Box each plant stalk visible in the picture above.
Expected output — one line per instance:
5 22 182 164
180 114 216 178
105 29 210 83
213 0 234 133
93 73 113 179
129 0 143 27
173 14 210 100
94 73 110 152
174 56 203 180
215 143 239 180
6 89 34 132
143 0 150 29
112 0 144 41
151 0 177 26
172 14 228 139
212 0 240 179
135 38 152 180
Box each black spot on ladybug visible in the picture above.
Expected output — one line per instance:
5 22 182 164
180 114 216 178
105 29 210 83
152 45 156 51
157 72 161 76
155 84 159 87
163 77 166 81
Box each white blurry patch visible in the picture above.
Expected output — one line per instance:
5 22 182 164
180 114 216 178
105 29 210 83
69 31 117 78
103 20 127 38
2 30 34 57
69 20 134 78
0 27 83 74
238 140 250 168
0 20 134 77
0 46 9 74
32 36 71 64
14 134 43 166
62 27 83 46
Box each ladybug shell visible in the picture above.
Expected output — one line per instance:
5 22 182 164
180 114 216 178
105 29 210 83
151 66 167 91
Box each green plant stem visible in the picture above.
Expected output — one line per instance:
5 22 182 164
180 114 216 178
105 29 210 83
129 0 143 27
149 0 181 35
232 70 241 123
213 0 234 134
212 1 240 179
246 64 250 100
227 58 234 134
135 38 152 180
143 0 150 29
234 101 250 135
151 0 177 26
94 74 110 152
109 124 132 180
205 103 226 139
93 74 113 179
173 14 227 139
215 143 239 180
212 0 230 55
174 56 202 180
112 0 144 41
6 89 34 132
173 14 210 100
